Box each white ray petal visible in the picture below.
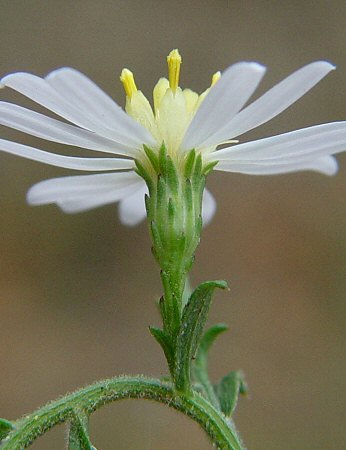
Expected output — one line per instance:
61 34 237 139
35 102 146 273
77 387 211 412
202 188 216 226
118 182 148 226
57 183 142 213
202 61 335 147
57 195 116 213
45 67 155 146
182 62 266 150
1 72 153 148
27 172 142 206
212 122 346 161
215 155 338 176
0 139 134 171
0 102 135 156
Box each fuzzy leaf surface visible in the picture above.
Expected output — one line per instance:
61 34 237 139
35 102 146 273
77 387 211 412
216 371 247 417
192 324 229 406
175 280 228 392
149 326 175 375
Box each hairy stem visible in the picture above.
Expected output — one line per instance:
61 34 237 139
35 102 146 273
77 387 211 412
1 376 244 450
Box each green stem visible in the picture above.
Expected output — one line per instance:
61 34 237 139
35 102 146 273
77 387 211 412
1 376 244 450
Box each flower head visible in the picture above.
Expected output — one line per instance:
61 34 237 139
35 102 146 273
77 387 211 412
1 50 346 226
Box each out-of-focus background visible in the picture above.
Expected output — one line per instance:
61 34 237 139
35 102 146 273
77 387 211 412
1 1 346 449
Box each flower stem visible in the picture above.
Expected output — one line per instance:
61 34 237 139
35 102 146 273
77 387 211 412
1 376 244 450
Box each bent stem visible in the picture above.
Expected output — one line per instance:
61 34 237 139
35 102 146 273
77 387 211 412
1 376 244 450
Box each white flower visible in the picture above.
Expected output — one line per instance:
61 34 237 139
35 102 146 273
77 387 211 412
0 49 345 226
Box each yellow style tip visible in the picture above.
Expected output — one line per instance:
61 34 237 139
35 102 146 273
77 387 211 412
167 49 181 61
120 68 137 98
167 49 182 92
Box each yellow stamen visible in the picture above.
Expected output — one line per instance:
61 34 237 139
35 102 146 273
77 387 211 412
167 49 182 92
120 68 138 98
211 71 221 86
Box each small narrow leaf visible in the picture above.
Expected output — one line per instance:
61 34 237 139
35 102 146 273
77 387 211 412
191 324 228 407
149 326 175 375
216 371 246 417
0 418 14 441
174 280 228 392
194 324 229 379
68 411 93 450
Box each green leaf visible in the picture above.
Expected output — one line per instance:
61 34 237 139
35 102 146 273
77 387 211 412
195 323 229 375
191 324 228 406
216 371 247 417
68 411 93 450
149 326 175 375
174 280 228 392
0 418 14 441
191 324 228 407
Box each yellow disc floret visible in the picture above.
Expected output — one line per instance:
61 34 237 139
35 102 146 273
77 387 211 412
167 49 182 93
120 50 220 162
153 78 169 114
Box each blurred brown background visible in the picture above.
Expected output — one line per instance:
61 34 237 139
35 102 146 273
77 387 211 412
1 1 346 449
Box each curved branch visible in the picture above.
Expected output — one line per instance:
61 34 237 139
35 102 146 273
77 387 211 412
1 376 244 450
